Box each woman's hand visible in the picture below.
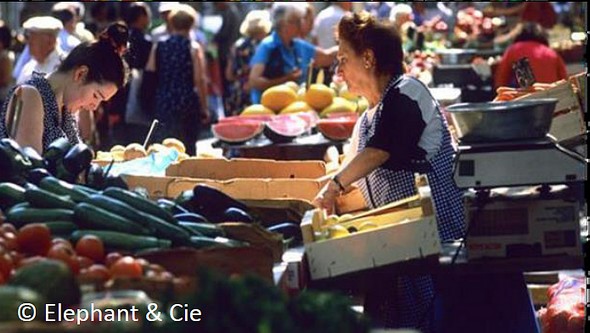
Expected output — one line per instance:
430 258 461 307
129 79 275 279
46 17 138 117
312 180 340 215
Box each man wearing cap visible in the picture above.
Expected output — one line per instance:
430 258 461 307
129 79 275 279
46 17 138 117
248 3 337 104
52 2 82 54
151 2 180 42
17 16 65 84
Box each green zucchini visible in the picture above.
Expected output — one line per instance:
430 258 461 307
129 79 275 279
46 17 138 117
25 187 76 210
0 182 26 210
43 221 78 235
6 208 74 228
70 230 172 251
82 194 157 233
39 176 90 202
73 202 151 236
102 187 176 225
137 213 192 246
73 184 100 196
178 221 225 238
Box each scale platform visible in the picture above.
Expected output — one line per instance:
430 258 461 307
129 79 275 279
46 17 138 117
454 137 587 189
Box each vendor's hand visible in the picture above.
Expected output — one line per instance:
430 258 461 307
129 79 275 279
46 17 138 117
312 181 340 215
288 68 302 82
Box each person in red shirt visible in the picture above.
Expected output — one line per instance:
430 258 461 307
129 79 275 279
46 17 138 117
494 22 567 88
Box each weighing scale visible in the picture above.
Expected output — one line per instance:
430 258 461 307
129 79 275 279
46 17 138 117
453 135 587 259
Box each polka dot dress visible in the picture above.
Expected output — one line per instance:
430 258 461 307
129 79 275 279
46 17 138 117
357 76 465 332
0 72 80 153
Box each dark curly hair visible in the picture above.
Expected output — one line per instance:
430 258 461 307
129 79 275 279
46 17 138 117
57 22 130 88
514 22 549 46
337 11 405 76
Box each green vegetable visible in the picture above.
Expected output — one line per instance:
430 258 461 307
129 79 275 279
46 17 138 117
6 208 74 228
178 221 225 238
103 187 176 224
9 260 80 308
73 202 151 235
0 182 26 210
25 187 76 210
39 176 90 202
70 230 172 251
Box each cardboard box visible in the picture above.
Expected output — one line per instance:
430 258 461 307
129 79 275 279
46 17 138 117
122 174 326 202
465 198 581 259
166 158 327 180
304 215 440 280
167 178 324 202
515 81 585 142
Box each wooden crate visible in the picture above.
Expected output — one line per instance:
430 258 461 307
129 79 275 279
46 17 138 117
515 81 585 142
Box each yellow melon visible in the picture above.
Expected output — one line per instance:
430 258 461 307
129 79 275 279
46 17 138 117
338 85 359 101
304 84 334 111
162 138 186 154
280 101 314 114
261 85 297 112
240 104 275 116
320 97 357 118
284 81 299 93
124 143 147 161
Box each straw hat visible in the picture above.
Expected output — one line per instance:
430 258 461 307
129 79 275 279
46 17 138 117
239 10 272 37
23 16 63 34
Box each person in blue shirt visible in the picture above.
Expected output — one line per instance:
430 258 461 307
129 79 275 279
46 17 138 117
248 3 337 104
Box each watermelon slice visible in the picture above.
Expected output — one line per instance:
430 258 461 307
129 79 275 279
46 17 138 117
212 121 264 144
219 115 273 123
317 117 357 141
264 115 308 144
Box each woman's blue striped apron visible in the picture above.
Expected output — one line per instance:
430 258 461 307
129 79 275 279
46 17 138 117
357 78 465 332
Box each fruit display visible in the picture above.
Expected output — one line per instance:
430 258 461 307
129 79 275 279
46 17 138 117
212 79 367 145
317 115 358 142
95 137 189 163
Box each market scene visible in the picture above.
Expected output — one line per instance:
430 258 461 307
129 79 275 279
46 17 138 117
0 2 587 333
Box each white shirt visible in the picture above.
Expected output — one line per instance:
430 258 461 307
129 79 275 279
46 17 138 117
311 5 346 49
58 29 82 55
17 49 63 84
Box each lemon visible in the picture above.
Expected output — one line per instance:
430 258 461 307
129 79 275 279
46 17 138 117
325 214 339 226
328 225 349 239
358 222 378 232
338 214 354 223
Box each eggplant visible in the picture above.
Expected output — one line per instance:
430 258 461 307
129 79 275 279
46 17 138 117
22 146 45 169
43 138 71 172
174 212 209 224
63 143 94 177
26 168 53 185
159 198 190 215
0 138 32 182
191 184 249 223
223 207 253 223
85 163 105 190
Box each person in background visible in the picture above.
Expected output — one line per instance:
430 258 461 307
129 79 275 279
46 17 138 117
248 3 338 104
389 4 421 52
69 2 95 43
494 22 567 88
122 2 153 143
51 2 82 55
213 2 241 116
299 3 316 41
16 16 65 85
311 2 352 49
151 2 180 42
146 4 209 156
313 12 464 332
0 21 15 105
0 22 129 154
224 10 272 115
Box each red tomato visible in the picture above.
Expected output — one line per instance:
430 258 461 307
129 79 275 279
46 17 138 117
47 244 80 275
75 236 105 263
0 251 14 280
109 256 143 279
104 252 123 268
17 224 52 256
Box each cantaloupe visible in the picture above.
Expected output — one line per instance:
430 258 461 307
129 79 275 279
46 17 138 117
280 101 314 114
304 84 334 111
240 104 275 117
261 85 297 112
320 97 356 118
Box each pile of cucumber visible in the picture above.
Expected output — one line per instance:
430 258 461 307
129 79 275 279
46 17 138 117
1 177 247 253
